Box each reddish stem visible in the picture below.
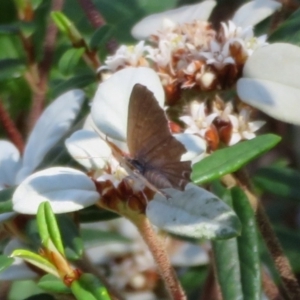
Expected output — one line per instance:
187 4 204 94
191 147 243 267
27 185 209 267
77 0 105 28
134 215 186 300
0 99 24 153
27 0 64 132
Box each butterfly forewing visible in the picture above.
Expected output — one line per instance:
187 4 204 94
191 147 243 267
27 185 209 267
127 84 191 190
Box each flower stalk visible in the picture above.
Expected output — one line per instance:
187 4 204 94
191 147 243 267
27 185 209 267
133 214 186 300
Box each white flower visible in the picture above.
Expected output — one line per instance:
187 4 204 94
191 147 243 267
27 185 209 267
131 1 217 40
225 106 265 145
237 43 300 125
103 41 152 71
180 101 217 136
1 90 85 220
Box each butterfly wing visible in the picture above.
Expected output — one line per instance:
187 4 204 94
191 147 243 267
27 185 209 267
127 84 191 190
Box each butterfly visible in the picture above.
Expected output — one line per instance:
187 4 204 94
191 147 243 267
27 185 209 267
109 83 191 191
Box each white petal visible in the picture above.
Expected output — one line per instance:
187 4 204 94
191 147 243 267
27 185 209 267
174 133 206 162
147 183 240 239
0 239 37 281
237 43 300 124
0 140 21 188
131 1 217 39
65 130 112 170
232 0 281 28
13 167 99 214
19 90 85 182
91 67 164 141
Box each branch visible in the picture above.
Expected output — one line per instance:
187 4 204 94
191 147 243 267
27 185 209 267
77 0 105 28
27 0 64 132
134 215 186 300
0 99 24 153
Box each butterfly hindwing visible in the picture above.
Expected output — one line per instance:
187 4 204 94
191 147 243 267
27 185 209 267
127 84 191 190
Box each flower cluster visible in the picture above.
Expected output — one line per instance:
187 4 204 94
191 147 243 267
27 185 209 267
103 16 267 101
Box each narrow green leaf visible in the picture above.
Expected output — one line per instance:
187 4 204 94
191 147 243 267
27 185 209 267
212 188 243 300
0 58 25 80
0 200 13 213
52 73 96 97
232 187 261 300
192 134 281 184
81 228 130 247
0 24 19 34
268 9 300 45
57 215 83 260
37 202 49 248
89 25 114 50
0 255 14 273
58 48 85 75
23 294 55 300
78 206 119 223
0 187 15 202
38 274 70 294
44 202 65 256
253 166 300 202
51 11 83 43
73 273 110 300
70 280 97 300
11 249 58 277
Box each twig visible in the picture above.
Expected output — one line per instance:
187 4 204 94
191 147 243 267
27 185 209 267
77 0 105 28
256 203 300 300
27 0 64 132
135 215 186 300
0 99 24 153
77 0 118 55
262 268 284 300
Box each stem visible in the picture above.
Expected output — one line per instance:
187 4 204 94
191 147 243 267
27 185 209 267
134 215 186 300
0 99 25 153
77 0 118 55
27 0 64 132
262 268 283 300
77 0 105 28
256 203 300 300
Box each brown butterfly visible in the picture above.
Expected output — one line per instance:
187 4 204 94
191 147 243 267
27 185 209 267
110 83 191 191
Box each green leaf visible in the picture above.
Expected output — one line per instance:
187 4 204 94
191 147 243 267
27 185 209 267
89 25 114 50
37 202 49 248
192 134 281 184
81 228 130 247
0 24 19 34
57 215 83 260
78 206 120 223
212 189 243 300
0 187 15 213
71 273 110 300
52 73 96 97
0 58 25 81
232 187 261 300
11 249 58 277
51 11 83 44
268 9 300 45
253 166 300 202
0 255 14 273
38 274 70 294
23 294 55 300
44 202 65 255
58 48 85 75
147 184 241 240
